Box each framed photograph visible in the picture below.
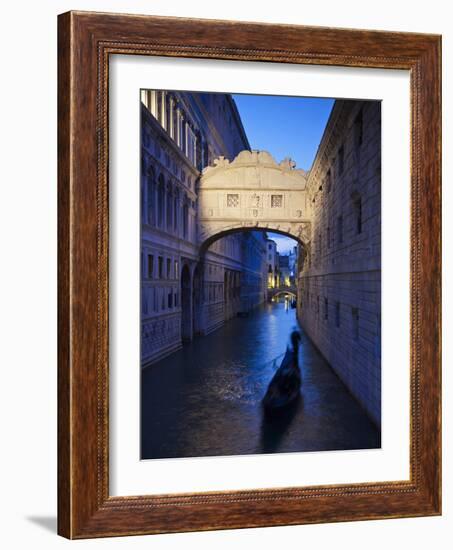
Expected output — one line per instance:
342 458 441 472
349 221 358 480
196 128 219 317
58 11 441 539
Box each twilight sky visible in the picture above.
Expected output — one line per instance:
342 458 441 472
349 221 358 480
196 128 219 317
233 93 334 254
266 232 298 255
232 93 334 172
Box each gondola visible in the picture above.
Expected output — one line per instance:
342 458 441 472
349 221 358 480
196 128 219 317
262 331 302 410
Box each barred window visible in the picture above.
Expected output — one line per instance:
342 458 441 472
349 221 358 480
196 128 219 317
142 289 148 315
335 302 340 327
147 254 154 279
227 194 239 208
337 214 343 244
354 109 363 148
353 196 362 234
271 194 283 208
338 145 344 175
352 307 359 340
326 169 331 193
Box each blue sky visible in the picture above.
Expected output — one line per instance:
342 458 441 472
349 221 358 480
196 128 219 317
267 232 298 255
233 93 334 254
232 94 334 172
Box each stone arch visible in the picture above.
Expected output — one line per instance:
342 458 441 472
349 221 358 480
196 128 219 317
173 187 180 232
145 165 156 226
199 221 311 253
182 198 189 239
157 173 165 228
272 290 297 299
198 149 312 249
166 180 174 230
199 226 306 257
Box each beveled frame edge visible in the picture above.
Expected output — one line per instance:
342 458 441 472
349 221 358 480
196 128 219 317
57 10 441 539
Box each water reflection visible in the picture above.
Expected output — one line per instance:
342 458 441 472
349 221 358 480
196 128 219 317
260 395 303 454
141 302 380 459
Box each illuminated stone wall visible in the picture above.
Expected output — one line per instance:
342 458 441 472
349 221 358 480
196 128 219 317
297 100 382 427
140 93 268 367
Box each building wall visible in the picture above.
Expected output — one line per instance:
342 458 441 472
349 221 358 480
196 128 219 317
297 100 381 427
239 231 268 312
288 245 299 283
140 91 268 368
266 239 278 289
278 254 291 287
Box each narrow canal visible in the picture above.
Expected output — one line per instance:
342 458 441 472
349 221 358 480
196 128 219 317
141 302 380 459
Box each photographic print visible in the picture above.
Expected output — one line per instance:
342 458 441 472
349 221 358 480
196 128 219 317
140 89 381 460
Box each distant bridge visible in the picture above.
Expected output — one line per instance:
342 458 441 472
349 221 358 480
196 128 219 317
267 284 297 301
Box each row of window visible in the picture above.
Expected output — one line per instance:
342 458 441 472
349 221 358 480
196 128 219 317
142 90 227 172
226 194 284 208
144 254 179 281
142 90 202 168
142 286 179 316
141 281 239 316
305 291 360 340
206 283 225 303
314 196 362 259
143 169 190 239
316 108 364 200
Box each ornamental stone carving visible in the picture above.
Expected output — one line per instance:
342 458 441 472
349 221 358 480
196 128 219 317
198 150 312 247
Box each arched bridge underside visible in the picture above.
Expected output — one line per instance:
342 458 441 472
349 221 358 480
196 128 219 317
268 287 297 300
198 150 312 249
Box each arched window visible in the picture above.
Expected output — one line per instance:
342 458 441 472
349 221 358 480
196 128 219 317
180 114 186 155
203 141 209 168
355 196 362 234
338 144 344 175
173 104 178 144
146 168 155 225
352 307 359 340
166 183 173 230
157 175 165 228
156 91 163 125
196 131 202 171
335 302 340 327
174 189 179 231
351 191 362 234
183 200 189 239
354 109 363 149
165 94 171 133
337 214 344 244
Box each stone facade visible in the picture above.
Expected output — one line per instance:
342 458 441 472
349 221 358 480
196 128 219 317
266 239 278 289
297 100 381 427
141 91 381 428
198 150 311 247
288 245 298 282
140 91 269 367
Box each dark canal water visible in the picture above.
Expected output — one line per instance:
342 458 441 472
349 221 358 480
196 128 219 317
141 302 380 459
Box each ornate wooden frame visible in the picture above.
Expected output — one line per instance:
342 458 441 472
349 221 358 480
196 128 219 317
58 10 441 539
